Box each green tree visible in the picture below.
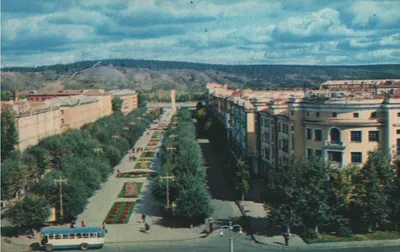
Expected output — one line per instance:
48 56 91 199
1 91 11 101
353 150 395 232
174 184 213 225
25 146 53 176
112 97 123 112
6 195 51 229
234 160 250 201
1 156 28 200
1 109 18 161
390 159 400 230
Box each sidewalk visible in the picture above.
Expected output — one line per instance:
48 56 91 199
237 201 306 247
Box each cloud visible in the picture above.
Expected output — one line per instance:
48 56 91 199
1 0 399 66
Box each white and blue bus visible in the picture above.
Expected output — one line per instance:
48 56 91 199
39 227 105 251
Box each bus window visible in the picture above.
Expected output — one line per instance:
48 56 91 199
55 234 61 240
63 234 69 239
83 233 89 238
77 233 82 239
69 234 75 239
48 234 54 239
90 233 97 238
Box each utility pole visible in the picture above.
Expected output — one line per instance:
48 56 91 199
54 176 67 224
93 147 103 156
162 145 176 209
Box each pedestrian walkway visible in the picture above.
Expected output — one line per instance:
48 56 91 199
238 201 306 247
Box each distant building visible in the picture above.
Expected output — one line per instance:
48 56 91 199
108 89 138 114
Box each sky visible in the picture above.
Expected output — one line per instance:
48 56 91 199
1 0 399 67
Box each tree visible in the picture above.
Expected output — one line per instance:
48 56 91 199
234 160 250 201
1 91 11 101
1 156 28 200
390 159 400 230
174 184 213 225
6 195 51 229
112 97 123 112
352 150 395 232
1 109 18 161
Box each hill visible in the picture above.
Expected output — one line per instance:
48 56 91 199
2 59 400 92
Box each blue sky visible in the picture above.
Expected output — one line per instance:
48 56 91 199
1 0 399 67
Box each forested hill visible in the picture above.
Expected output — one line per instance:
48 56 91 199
2 59 400 92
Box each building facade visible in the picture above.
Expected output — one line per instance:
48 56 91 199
108 89 138 114
207 81 400 181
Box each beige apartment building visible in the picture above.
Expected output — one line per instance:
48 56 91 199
108 89 138 114
45 95 102 132
1 100 61 151
207 81 400 180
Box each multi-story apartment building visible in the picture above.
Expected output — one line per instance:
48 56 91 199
18 89 113 117
207 81 400 181
45 95 102 132
1 101 61 151
108 89 138 114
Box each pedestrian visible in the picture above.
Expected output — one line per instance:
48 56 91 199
102 221 107 233
81 220 85 228
31 228 36 238
145 222 150 233
209 221 214 233
141 214 146 223
117 169 120 174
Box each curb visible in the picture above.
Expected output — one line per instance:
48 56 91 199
105 235 207 244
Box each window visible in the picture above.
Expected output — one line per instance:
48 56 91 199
314 129 322 141
316 112 320 117
69 234 75 239
398 112 400 117
330 128 341 144
307 148 313 158
63 234 69 239
353 113 359 118
368 131 380 142
55 234 61 240
291 111 294 116
261 133 264 142
371 112 376 118
282 139 289 152
351 131 362 142
306 128 312 140
397 129 400 134
397 139 400 156
291 125 294 131
83 233 89 238
328 151 342 163
307 111 310 116
270 120 274 125
49 235 54 239
264 148 270 160
278 122 281 132
264 119 269 127
351 152 362 163
292 133 295 150
282 124 289 134
332 112 337 118
260 119 263 126
265 133 270 144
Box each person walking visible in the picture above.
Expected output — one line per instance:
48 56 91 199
141 214 146 223
81 220 85 228
102 221 107 233
145 222 150 234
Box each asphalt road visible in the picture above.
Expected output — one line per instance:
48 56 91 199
57 236 400 252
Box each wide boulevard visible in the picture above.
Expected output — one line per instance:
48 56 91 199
59 236 400 252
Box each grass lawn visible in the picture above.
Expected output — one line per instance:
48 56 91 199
135 162 151 169
307 231 400 244
117 182 144 198
142 151 157 158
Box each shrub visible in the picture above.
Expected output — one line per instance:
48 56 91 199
337 225 353 237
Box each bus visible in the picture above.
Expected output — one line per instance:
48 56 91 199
38 227 105 251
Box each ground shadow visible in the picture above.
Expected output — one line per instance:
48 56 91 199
134 178 162 218
199 142 236 201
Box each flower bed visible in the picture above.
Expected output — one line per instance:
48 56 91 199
147 141 159 146
142 152 157 158
117 171 157 178
139 157 154 161
118 182 144 198
145 146 158 151
104 201 136 224
135 161 151 169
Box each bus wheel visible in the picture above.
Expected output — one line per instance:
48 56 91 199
45 244 53 251
80 243 89 251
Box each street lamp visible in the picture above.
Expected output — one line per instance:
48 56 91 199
219 221 243 252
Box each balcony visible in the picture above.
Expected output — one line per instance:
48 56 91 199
324 140 345 149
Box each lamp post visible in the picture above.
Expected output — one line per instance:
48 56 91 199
219 221 243 252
